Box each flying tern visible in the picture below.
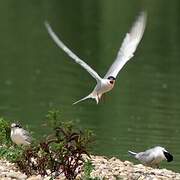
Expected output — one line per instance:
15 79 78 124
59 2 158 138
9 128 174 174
10 123 31 146
45 12 146 104
128 146 173 168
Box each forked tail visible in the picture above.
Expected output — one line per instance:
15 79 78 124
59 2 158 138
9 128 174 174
128 150 137 157
73 93 99 105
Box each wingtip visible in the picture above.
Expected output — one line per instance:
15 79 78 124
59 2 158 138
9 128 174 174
128 150 137 156
139 10 147 22
44 20 50 29
140 10 147 16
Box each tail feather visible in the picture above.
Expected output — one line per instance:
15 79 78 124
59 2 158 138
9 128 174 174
73 93 99 105
128 150 137 157
73 94 92 105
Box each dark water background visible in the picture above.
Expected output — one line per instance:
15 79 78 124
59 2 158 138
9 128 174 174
0 0 180 171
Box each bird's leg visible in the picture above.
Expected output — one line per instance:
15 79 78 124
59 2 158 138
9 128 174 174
98 94 102 101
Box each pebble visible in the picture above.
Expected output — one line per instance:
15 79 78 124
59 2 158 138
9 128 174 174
0 156 180 179
27 175 43 180
5 172 27 179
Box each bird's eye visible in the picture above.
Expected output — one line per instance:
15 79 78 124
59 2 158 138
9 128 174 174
110 81 114 84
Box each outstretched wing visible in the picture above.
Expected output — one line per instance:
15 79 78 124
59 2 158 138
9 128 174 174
104 11 147 79
45 22 102 83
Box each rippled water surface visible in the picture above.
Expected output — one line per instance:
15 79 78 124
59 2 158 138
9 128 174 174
1 0 180 171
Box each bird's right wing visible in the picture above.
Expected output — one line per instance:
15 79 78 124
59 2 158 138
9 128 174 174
104 11 147 79
45 22 102 83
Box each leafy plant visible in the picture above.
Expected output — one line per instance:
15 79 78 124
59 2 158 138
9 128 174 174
82 159 101 180
17 110 94 180
83 159 94 179
0 117 11 145
0 145 23 162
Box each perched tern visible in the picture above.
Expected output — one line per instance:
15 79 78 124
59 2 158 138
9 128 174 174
45 12 146 104
10 123 31 146
128 146 173 168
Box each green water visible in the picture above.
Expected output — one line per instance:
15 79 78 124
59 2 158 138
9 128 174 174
1 0 180 171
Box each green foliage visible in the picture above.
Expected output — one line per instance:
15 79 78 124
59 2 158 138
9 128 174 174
17 109 94 180
0 117 11 145
83 159 94 179
82 159 100 180
46 109 63 129
0 145 23 162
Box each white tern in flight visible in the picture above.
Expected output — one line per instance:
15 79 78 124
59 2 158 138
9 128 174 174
128 146 173 168
45 11 146 104
10 123 31 146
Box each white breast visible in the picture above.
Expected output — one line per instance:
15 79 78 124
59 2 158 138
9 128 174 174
11 128 30 145
95 79 114 95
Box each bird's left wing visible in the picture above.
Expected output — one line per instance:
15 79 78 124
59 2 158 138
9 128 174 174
104 11 147 79
45 22 102 83
22 129 32 142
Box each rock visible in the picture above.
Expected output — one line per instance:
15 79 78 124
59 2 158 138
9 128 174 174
5 171 27 179
0 155 180 179
27 175 43 180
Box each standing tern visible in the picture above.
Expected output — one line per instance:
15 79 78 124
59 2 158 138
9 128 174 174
128 146 173 168
10 123 31 146
45 12 146 104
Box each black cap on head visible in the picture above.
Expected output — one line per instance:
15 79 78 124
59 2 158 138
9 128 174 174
107 76 116 80
163 151 173 162
16 124 22 128
12 123 22 128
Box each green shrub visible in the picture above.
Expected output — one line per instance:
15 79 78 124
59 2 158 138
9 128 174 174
17 109 94 180
82 159 101 180
0 117 11 145
0 145 23 162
